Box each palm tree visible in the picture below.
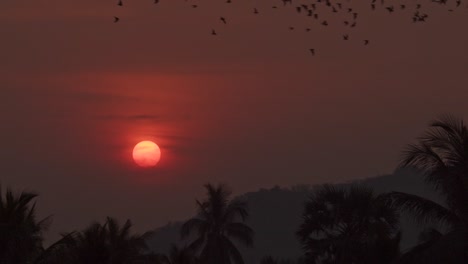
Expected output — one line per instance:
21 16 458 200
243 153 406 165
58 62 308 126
397 228 443 264
33 232 77 264
0 186 49 264
68 217 146 264
107 217 146 264
73 221 110 263
387 115 468 263
297 184 400 264
181 184 254 264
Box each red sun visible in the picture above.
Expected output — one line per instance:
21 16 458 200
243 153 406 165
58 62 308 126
132 141 161 167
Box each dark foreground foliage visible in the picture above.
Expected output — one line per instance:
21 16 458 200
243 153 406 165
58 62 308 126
387 115 468 263
297 184 401 264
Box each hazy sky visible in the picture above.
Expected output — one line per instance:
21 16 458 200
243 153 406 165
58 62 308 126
1 0 467 242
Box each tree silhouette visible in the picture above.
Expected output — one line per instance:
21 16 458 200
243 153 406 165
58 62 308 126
64 217 146 264
387 115 468 263
297 184 400 264
181 183 254 264
32 232 76 264
0 186 49 264
72 221 111 263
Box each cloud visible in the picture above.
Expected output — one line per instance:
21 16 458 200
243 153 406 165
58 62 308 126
97 114 162 121
67 91 145 103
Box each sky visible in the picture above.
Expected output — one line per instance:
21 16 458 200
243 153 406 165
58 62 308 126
1 0 467 242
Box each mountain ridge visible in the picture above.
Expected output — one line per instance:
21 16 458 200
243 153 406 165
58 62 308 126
144 168 441 263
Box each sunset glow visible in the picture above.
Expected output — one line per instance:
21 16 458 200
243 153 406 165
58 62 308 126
2 1 467 261
132 141 161 167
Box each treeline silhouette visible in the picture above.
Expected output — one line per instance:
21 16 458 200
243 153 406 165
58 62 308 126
1 115 467 264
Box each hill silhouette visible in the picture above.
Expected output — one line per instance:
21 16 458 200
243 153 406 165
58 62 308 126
144 168 441 263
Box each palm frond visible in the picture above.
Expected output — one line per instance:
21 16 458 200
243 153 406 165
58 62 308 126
223 236 244 264
223 199 249 223
298 184 401 263
399 115 468 220
195 199 211 221
106 217 119 237
399 142 447 172
181 218 207 239
225 222 254 247
120 219 133 239
33 232 76 264
417 227 442 243
387 191 457 227
187 236 205 253
204 183 230 222
399 228 467 264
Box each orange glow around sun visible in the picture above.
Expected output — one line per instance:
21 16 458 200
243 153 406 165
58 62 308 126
132 141 161 167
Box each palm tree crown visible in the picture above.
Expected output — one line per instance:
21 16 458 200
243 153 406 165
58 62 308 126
0 186 48 264
388 115 468 262
181 183 254 264
297 184 400 264
70 217 146 264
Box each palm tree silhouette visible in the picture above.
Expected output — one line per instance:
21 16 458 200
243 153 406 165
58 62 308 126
33 232 76 264
387 115 468 263
73 221 111 263
181 184 254 264
397 228 443 264
297 184 400 264
0 186 49 264
69 217 146 263
107 217 146 263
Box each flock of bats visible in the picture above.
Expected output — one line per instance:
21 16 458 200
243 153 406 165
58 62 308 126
113 0 465 55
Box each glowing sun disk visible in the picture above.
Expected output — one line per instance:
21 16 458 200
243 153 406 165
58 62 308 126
132 141 161 167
